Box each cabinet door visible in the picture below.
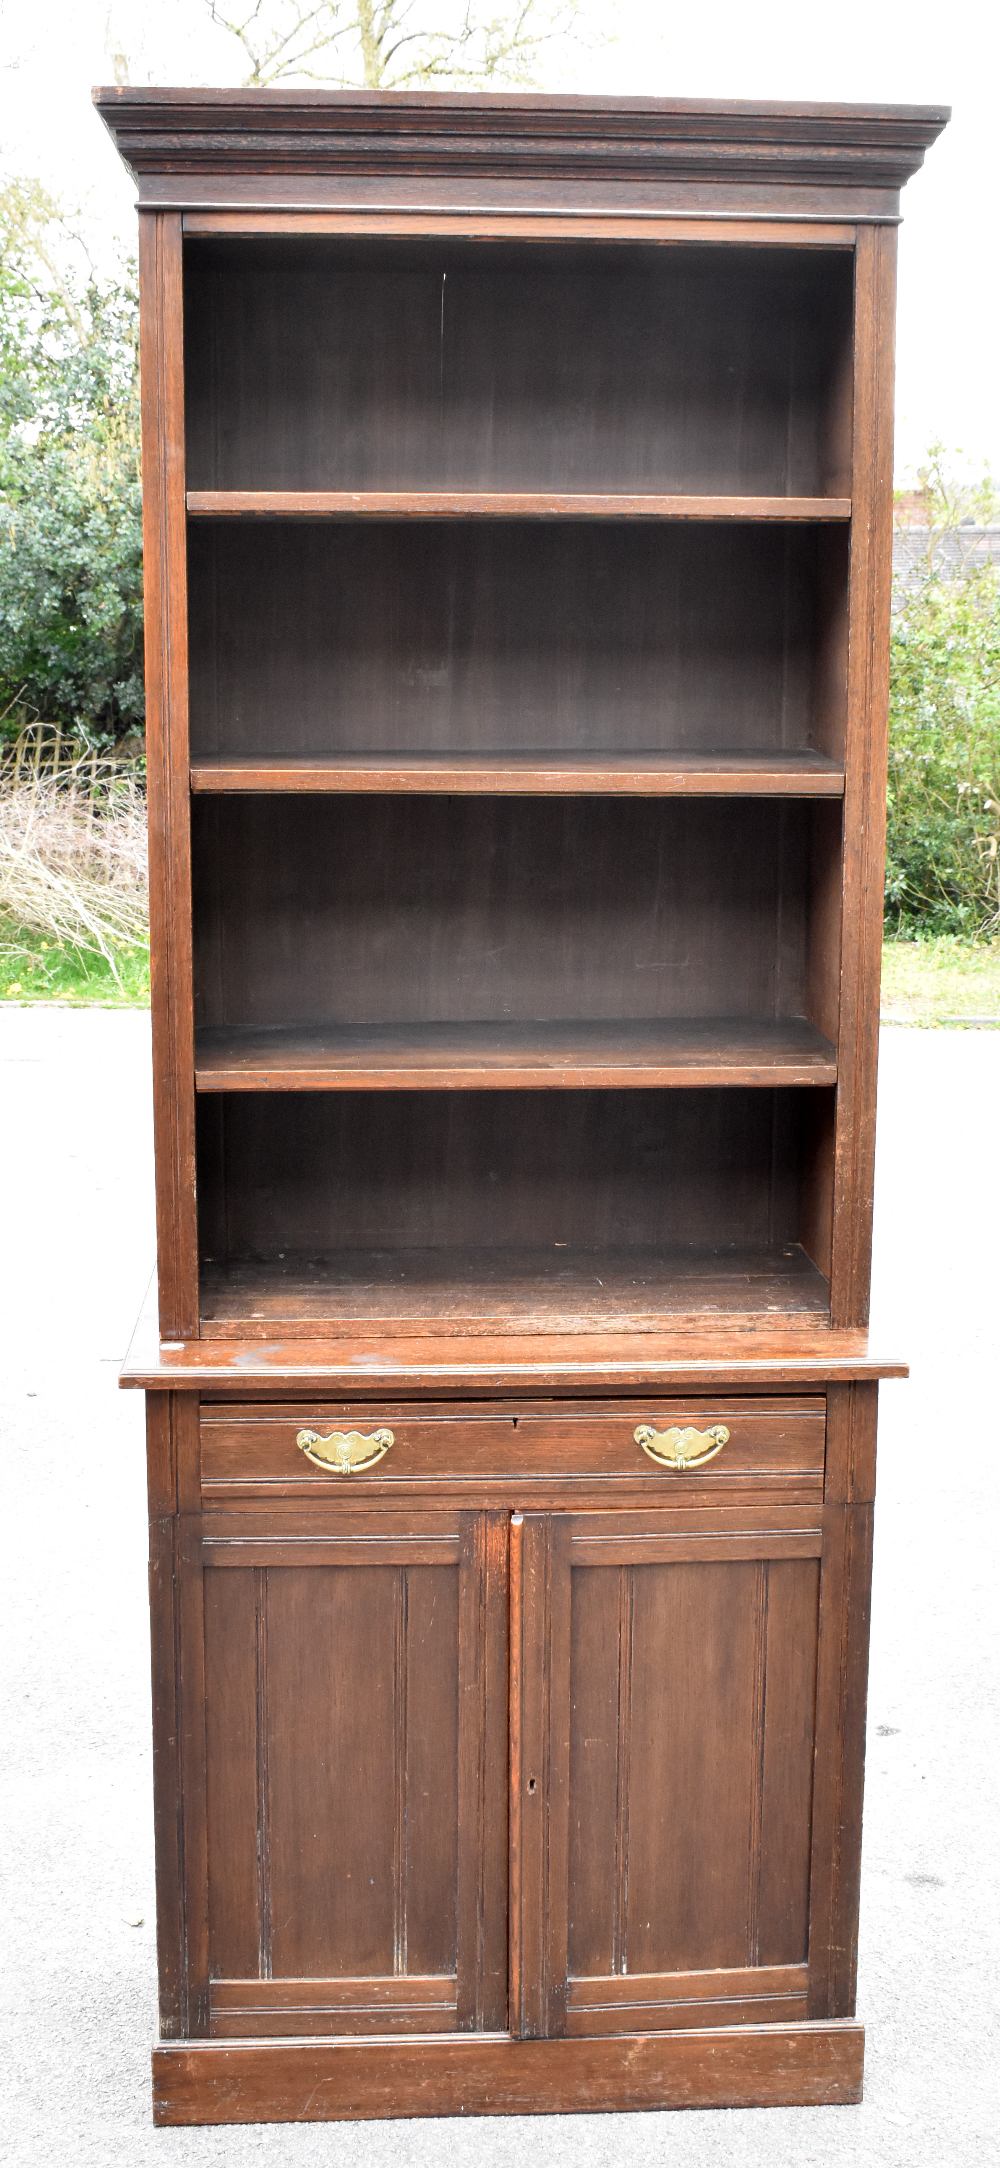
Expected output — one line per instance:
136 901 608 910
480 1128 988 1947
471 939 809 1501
510 1509 821 2038
200 1508 508 2036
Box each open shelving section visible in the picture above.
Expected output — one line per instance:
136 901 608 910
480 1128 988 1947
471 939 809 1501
179 224 861 1335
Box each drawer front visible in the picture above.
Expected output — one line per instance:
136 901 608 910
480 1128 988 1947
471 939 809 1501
200 1398 825 1498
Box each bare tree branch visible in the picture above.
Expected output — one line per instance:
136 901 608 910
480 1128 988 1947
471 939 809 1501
201 0 592 92
207 0 354 87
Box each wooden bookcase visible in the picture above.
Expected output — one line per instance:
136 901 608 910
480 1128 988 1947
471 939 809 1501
98 90 947 2126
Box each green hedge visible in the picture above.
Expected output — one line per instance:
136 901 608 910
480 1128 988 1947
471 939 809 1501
0 183 143 748
887 564 1000 938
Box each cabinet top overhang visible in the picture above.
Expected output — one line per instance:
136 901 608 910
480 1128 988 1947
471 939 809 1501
93 88 949 223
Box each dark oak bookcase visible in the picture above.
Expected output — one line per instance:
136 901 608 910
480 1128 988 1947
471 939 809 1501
99 89 946 2126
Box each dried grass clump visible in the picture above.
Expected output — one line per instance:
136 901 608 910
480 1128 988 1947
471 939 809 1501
0 726 148 982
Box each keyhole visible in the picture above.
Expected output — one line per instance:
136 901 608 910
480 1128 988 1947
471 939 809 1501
527 1776 537 1794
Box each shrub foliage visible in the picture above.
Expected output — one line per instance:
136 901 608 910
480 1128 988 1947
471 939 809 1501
2 189 999 939
887 561 1000 938
0 181 143 747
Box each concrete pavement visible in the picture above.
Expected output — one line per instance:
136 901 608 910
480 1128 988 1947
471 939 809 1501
1 1009 997 2165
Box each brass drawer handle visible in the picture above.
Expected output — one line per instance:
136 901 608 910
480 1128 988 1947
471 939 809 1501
296 1427 394 1474
634 1422 730 1471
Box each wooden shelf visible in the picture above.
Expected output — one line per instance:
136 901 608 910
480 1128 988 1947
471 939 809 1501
186 490 852 523
199 1242 831 1337
122 1264 907 1394
195 1018 837 1093
190 750 846 799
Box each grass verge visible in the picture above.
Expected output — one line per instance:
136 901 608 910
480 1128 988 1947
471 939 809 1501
1 925 996 1025
881 935 1000 1026
0 919 150 1006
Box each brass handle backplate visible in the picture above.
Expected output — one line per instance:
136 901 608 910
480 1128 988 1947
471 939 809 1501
634 1422 730 1471
296 1427 394 1474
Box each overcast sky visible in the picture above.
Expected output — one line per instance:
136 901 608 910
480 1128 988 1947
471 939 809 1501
1 0 996 481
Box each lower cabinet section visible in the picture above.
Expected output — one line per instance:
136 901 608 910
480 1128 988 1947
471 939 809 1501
145 1385 877 2122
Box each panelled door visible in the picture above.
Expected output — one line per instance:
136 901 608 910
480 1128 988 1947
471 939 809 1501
200 1508 509 2037
195 1496 825 2043
510 1509 822 2039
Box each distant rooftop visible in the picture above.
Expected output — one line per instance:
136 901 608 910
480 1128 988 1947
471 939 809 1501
893 524 1000 595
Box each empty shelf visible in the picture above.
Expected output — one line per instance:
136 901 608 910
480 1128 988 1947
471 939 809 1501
199 1243 831 1336
187 489 852 522
190 750 847 798
195 1018 838 1093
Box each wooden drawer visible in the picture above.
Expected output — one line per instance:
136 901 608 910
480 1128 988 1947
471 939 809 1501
199 1397 825 1499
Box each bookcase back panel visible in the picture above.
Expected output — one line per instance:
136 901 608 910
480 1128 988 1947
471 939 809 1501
184 240 853 496
196 1087 815 1260
188 521 846 759
192 796 836 1030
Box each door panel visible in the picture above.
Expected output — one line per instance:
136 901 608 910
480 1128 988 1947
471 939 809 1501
263 1560 458 1977
202 1508 507 2035
513 1511 821 2037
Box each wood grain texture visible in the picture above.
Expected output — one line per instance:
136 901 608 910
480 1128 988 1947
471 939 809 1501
456 1511 509 2031
756 1560 822 1964
192 1088 824 1319
137 213 198 1337
183 211 859 244
508 1514 524 2033
197 1247 830 1339
187 520 846 762
830 225 898 1325
198 1397 827 1500
808 1406 877 2020
199 1505 505 2032
145 1396 208 2036
194 1018 838 1093
189 750 847 797
95 85 948 227
135 174 910 217
562 1538 820 1983
187 489 852 519
150 2021 865 2123
191 797 836 1038
176 1515 210 2036
824 1379 879 1504
123 1291 906 1393
566 1965 808 2035
209 1976 457 2037
249 1536 460 1978
146 1397 185 2036
203 1566 262 1980
509 1515 569 2038
184 241 853 497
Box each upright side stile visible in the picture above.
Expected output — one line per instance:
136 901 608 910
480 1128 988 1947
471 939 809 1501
146 1392 210 2038
138 211 199 1337
830 225 898 1325
807 1381 878 2017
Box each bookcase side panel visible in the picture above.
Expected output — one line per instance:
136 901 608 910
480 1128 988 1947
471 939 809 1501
830 226 898 1326
139 211 199 1337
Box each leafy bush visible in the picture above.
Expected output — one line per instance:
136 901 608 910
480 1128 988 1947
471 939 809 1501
887 564 1000 937
0 181 143 747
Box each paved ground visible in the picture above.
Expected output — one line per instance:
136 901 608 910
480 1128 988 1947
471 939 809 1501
1 1009 998 2166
